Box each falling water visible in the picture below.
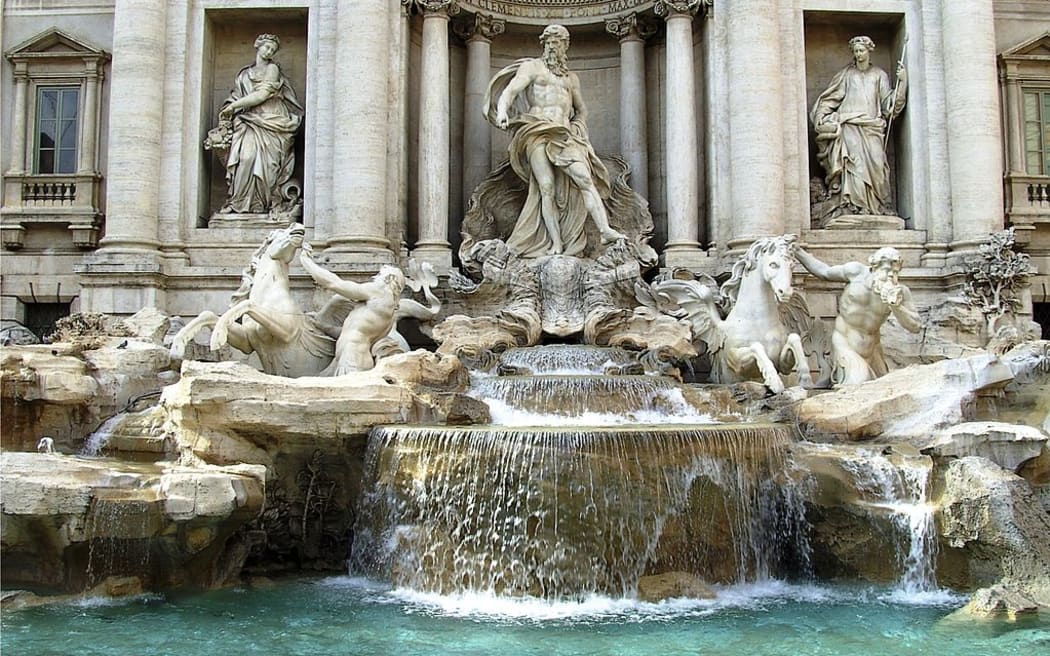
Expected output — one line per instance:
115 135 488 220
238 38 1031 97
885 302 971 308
839 451 938 593
351 424 806 599
81 415 125 456
84 491 156 588
498 344 640 375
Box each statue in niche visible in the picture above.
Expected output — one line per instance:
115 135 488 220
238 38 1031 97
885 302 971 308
300 251 441 376
795 246 921 385
205 33 303 223
484 23 626 257
810 35 907 229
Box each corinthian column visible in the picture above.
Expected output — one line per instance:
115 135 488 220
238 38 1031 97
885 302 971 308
458 13 505 208
97 0 166 253
656 0 705 267
606 13 654 199
413 0 459 272
328 0 393 263
942 0 1004 255
725 0 783 248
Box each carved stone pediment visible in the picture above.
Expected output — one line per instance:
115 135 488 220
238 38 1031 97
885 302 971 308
5 28 108 63
999 31 1050 60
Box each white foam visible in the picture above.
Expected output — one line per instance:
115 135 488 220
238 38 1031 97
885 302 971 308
482 398 721 427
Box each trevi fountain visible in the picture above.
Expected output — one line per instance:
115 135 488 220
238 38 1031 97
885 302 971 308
1 1 1049 654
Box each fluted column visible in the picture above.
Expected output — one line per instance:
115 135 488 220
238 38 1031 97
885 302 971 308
77 61 102 175
725 0 784 248
656 0 704 265
413 0 459 271
942 0 1004 252
458 13 504 208
97 0 166 252
7 64 29 174
606 13 653 199
329 0 393 262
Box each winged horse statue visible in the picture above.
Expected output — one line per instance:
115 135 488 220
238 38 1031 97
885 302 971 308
638 235 813 393
169 223 336 377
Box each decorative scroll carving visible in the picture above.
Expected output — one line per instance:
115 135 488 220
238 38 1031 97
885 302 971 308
453 13 507 41
604 13 657 41
654 0 711 19
407 0 461 15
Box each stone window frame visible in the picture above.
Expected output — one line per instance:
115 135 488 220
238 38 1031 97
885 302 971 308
34 84 81 175
1 28 109 250
999 31 1050 242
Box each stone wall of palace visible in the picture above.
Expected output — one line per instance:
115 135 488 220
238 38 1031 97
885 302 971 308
1 0 1048 337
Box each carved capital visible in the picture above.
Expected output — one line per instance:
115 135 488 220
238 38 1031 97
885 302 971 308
654 0 712 20
605 13 657 42
408 0 461 17
454 13 506 42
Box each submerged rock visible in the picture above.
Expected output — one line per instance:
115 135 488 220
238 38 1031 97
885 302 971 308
637 571 716 602
957 584 1041 621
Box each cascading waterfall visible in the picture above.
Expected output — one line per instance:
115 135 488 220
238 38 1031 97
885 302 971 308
350 345 812 600
84 492 154 587
839 450 938 593
81 414 125 456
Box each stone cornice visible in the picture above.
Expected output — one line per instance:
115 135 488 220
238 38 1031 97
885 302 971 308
454 1 656 27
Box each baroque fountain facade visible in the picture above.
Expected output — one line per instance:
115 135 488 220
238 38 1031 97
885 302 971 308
2 0 1050 643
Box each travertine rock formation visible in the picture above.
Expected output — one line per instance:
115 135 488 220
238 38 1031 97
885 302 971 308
1 452 264 592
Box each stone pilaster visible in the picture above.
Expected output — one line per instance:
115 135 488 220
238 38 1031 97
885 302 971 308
942 0 1004 255
327 0 394 264
655 0 706 266
7 64 29 174
96 0 166 253
725 0 784 249
77 60 102 175
457 13 505 209
606 13 655 199
1002 70 1024 175
412 0 459 272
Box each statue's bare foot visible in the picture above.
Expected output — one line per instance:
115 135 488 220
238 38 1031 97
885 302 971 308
547 242 564 255
600 228 627 244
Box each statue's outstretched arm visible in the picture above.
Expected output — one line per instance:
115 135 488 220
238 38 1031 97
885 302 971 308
300 250 372 302
796 248 855 283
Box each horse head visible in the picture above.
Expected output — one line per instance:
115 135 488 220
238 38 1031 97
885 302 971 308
264 222 306 264
756 235 797 304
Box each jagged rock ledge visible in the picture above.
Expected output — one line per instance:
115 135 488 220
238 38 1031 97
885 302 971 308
1 452 265 592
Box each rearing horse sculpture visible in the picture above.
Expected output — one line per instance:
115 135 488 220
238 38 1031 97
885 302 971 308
169 223 335 377
642 235 812 393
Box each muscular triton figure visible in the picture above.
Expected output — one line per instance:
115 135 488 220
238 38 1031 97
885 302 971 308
485 24 626 258
795 246 922 385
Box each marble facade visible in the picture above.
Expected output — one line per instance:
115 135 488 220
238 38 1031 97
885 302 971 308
1 0 1048 339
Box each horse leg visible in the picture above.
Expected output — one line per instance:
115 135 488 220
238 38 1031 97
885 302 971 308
240 305 299 344
748 342 786 394
211 301 255 352
170 311 219 360
781 333 814 388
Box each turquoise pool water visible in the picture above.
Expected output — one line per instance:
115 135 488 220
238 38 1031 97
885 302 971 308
3 578 1047 656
